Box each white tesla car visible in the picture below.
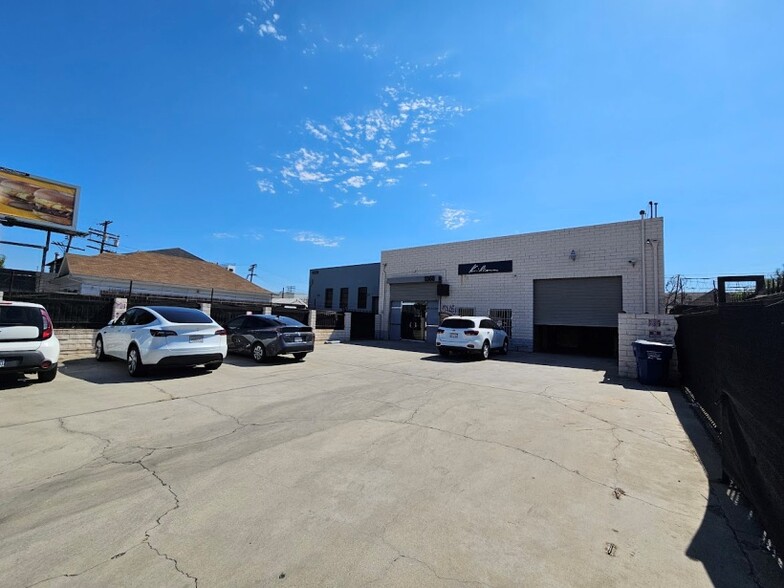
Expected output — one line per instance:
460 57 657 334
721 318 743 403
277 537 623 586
94 306 227 376
435 315 509 359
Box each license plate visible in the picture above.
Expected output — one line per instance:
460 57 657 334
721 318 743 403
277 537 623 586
294 337 302 343
449 332 458 338
189 335 203 343
0 359 4 368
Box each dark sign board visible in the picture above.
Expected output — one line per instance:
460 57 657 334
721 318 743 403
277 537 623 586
458 260 513 275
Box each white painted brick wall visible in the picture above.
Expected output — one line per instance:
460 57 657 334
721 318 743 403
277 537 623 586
379 218 665 350
617 313 679 380
57 328 98 357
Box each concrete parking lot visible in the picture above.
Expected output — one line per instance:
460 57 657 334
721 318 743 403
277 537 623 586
1 343 780 587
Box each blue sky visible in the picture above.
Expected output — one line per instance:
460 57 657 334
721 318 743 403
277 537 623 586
1 1 782 292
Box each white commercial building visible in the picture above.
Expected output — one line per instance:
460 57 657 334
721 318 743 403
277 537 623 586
379 216 665 356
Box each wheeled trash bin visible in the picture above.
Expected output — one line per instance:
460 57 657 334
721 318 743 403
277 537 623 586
632 340 674 385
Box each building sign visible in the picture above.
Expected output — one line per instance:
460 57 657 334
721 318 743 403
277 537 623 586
458 260 513 275
0 167 80 233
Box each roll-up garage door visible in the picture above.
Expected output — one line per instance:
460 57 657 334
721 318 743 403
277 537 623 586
534 277 622 327
390 282 438 301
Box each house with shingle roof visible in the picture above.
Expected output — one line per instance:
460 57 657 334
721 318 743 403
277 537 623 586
49 250 272 303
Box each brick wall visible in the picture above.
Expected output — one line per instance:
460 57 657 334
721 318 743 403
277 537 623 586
379 218 665 349
617 313 679 379
308 310 351 343
57 328 98 357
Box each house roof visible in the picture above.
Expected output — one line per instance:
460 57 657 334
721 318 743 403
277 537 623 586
144 248 204 261
61 251 272 296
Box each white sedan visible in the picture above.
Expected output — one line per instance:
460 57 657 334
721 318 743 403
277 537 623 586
435 315 509 359
95 306 227 376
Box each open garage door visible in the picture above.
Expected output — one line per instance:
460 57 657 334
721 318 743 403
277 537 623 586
534 277 622 356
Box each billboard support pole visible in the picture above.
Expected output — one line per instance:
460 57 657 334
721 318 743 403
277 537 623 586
40 231 51 274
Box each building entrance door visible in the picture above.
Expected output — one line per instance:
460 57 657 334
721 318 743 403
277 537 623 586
400 302 427 341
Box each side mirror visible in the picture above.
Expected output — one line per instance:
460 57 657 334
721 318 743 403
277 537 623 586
107 319 115 326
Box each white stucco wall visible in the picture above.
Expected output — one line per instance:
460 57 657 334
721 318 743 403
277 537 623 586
379 217 665 350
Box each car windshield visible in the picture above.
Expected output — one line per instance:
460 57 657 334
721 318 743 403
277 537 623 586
270 315 307 327
148 306 213 324
441 318 475 329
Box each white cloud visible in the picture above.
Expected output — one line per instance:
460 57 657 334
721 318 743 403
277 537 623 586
330 197 345 208
281 148 332 184
244 231 264 241
441 207 473 230
273 228 288 233
355 196 377 206
258 21 286 41
213 232 238 239
248 164 270 173
256 179 276 194
294 231 343 247
248 57 468 200
344 175 368 189
305 121 331 141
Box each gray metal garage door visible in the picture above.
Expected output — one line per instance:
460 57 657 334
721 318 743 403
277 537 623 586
534 277 623 327
389 282 438 301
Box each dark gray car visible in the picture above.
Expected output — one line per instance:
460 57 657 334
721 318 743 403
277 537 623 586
224 314 314 362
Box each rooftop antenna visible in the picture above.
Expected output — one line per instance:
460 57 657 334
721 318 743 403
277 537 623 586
247 263 257 282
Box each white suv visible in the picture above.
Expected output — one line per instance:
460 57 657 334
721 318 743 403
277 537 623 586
0 300 60 382
436 315 509 359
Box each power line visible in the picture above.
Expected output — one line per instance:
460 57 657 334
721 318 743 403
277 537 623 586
247 263 257 282
85 220 120 253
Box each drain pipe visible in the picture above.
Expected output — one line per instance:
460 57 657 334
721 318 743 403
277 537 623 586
650 238 660 313
640 210 647 313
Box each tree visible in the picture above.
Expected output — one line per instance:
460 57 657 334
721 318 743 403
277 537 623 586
0 254 5 268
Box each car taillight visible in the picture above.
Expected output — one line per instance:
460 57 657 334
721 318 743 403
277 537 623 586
214 329 227 336
40 309 53 340
437 329 444 334
464 330 479 336
150 329 177 337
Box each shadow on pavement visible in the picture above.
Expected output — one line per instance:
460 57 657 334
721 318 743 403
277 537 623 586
60 357 216 384
223 354 305 368
667 388 784 586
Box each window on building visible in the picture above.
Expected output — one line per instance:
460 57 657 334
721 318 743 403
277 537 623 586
458 307 475 317
357 287 368 309
325 288 334 309
339 287 349 309
489 309 513 339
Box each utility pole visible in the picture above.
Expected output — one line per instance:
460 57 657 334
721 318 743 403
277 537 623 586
86 220 120 253
247 264 257 283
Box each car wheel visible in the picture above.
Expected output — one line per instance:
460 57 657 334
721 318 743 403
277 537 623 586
204 361 222 371
127 346 144 377
480 340 490 360
293 352 307 361
38 366 58 382
251 342 266 363
501 338 509 355
95 336 108 361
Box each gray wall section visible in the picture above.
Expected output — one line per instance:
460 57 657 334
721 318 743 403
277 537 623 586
308 263 380 311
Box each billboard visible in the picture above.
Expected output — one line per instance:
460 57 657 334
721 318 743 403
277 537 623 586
0 168 80 233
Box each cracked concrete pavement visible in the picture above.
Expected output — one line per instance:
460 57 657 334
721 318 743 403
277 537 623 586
1 342 781 587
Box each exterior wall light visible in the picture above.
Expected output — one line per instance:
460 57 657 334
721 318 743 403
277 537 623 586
569 249 577 261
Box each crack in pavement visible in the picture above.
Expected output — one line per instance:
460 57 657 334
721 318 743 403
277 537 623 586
705 485 765 588
34 418 200 587
368 416 703 521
